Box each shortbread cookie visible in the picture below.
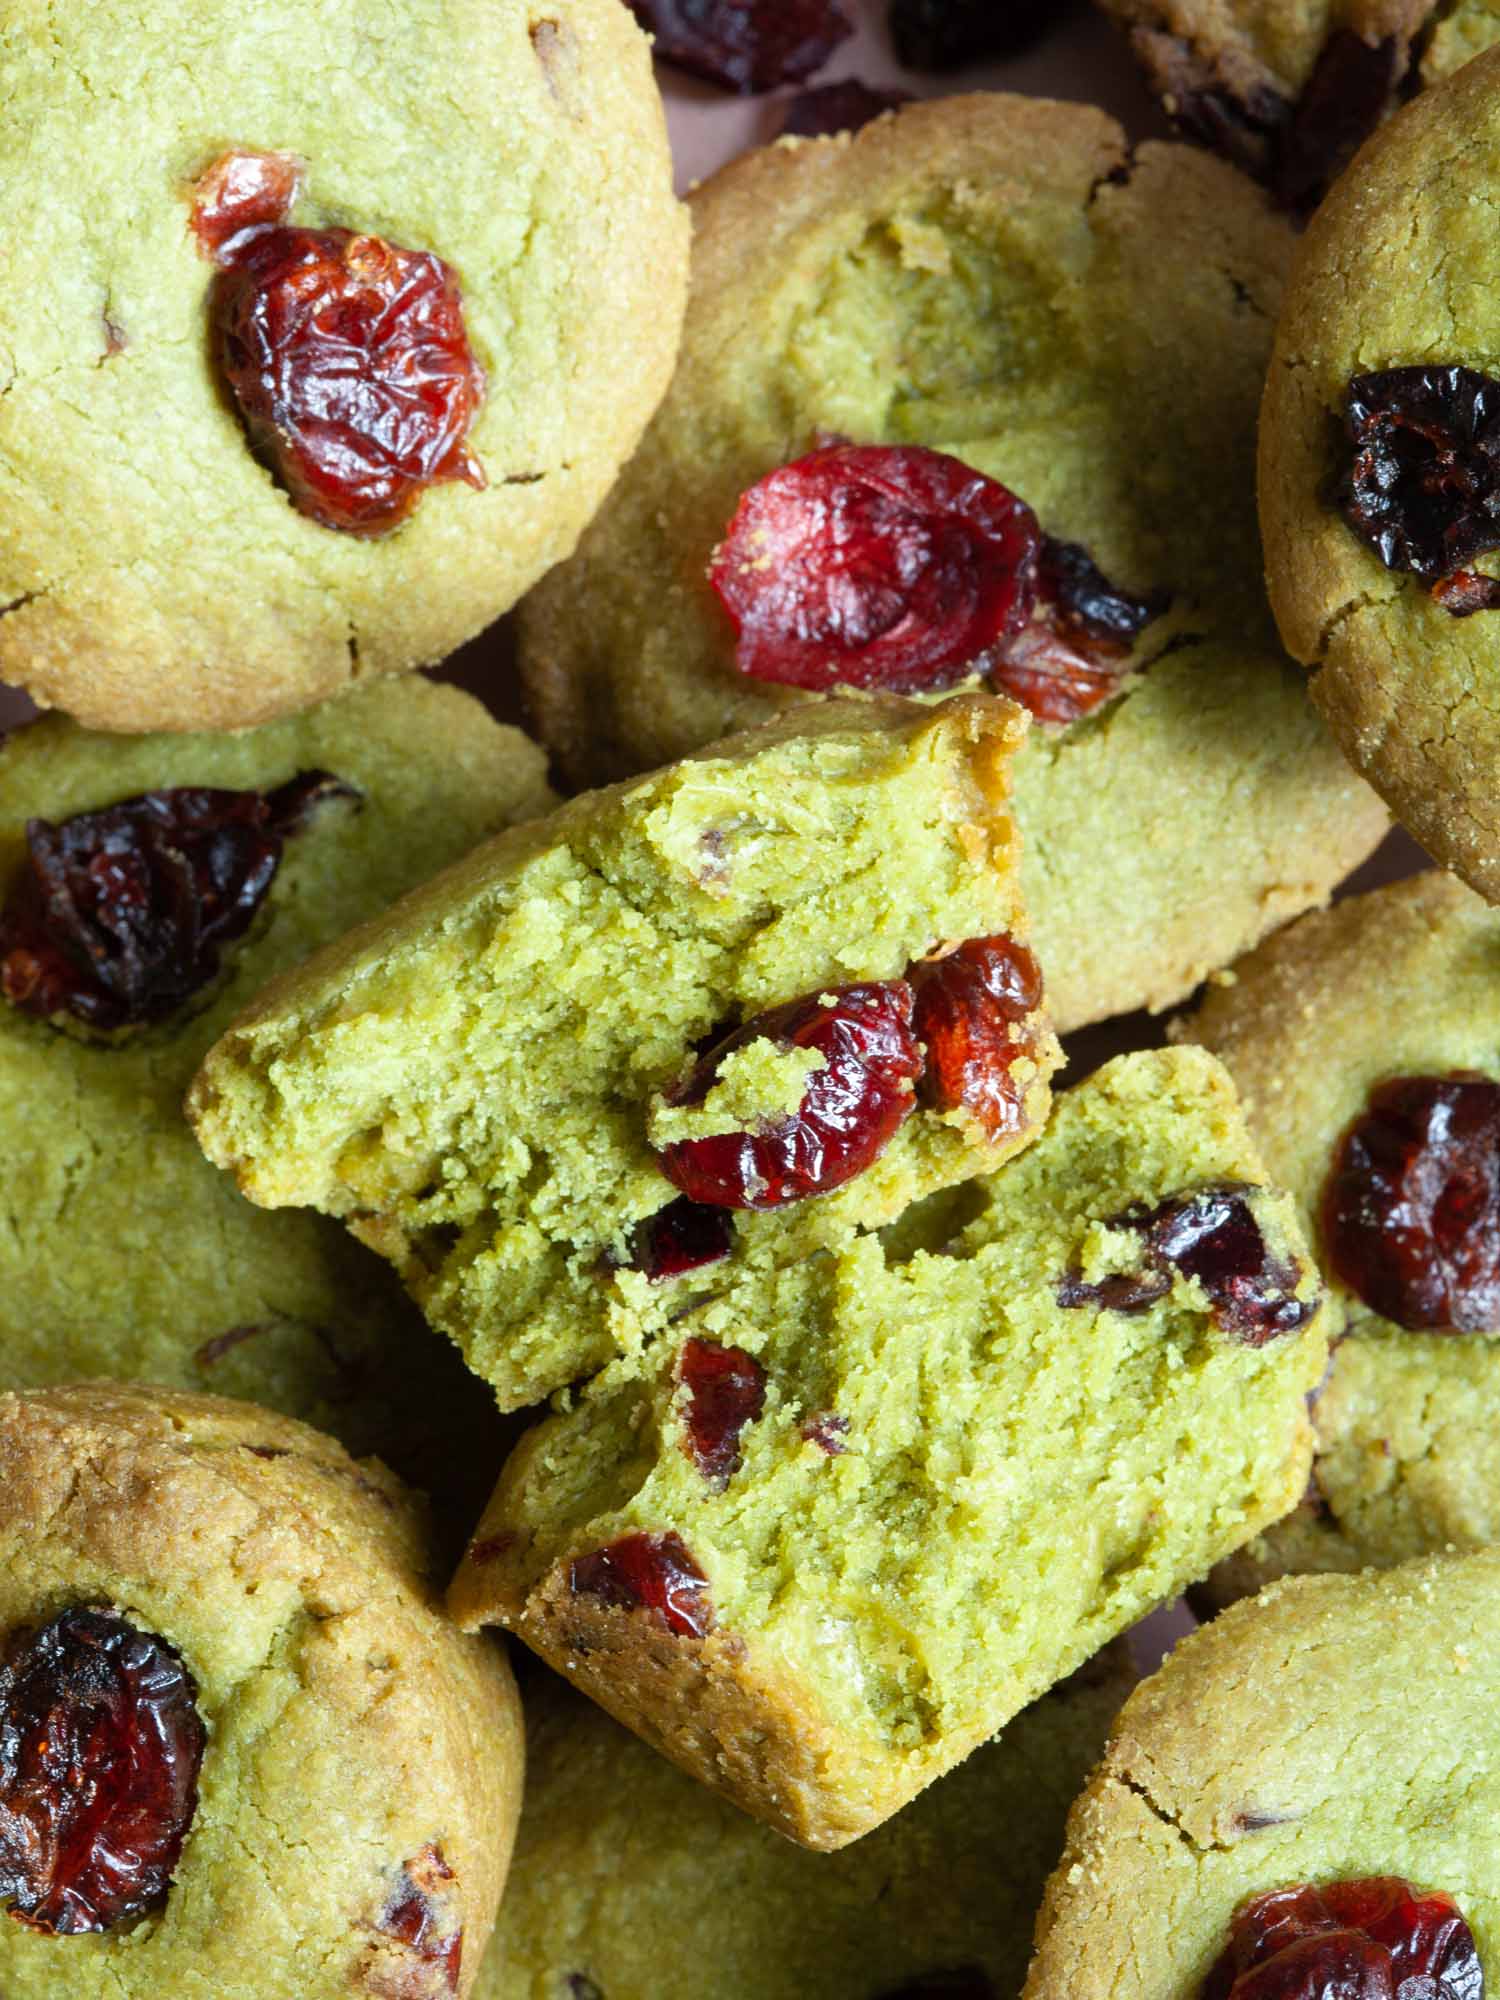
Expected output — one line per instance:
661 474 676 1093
0 0 686 732
0 1382 522 2000
450 1048 1328 1850
1261 51 1500 902
517 94 1388 1030
1025 1550 1500 2000
191 694 1059 1413
1178 871 1500 1599
476 1650 1133 2000
0 678 552 1505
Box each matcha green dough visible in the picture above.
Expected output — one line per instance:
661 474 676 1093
1024 1550 1500 2000
517 93 1387 1030
0 0 686 733
1179 871 1500 1600
0 677 552 1510
1260 49 1500 902
474 1651 1133 2000
191 694 1056 1413
449 1047 1328 1851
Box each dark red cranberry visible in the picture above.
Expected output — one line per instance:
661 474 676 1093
0 771 357 1033
1431 571 1500 616
989 538 1165 724
1273 32 1400 214
710 444 1041 693
370 1844 463 1994
569 1534 713 1638
625 1197 734 1281
626 0 851 91
1341 367 1500 597
910 934 1045 1143
1055 1266 1173 1315
0 1607 206 1934
189 149 302 260
678 1337 766 1487
802 1411 850 1454
889 0 1064 67
1201 1879 1482 2000
1323 1075 1500 1332
878 1971 997 1999
781 79 911 138
214 226 486 535
657 982 922 1210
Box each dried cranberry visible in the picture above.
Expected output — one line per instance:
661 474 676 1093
367 1845 463 1995
626 0 852 92
0 1607 205 1934
657 982 922 1210
678 1337 766 1486
802 1411 850 1454
568 1534 713 1638
1273 32 1400 214
910 934 1045 1143
1201 1879 1482 2000
625 1197 735 1281
214 226 486 535
0 771 356 1033
1055 1266 1173 1315
710 444 1040 693
889 0 1063 66
1323 1075 1500 1332
189 149 302 260
1164 78 1290 186
1341 367 1500 596
781 79 911 138
989 538 1165 724
1431 571 1500 616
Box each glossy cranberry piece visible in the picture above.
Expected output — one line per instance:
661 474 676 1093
1341 367 1500 593
214 226 486 535
370 1844 463 1994
910 934 1045 1143
679 1337 767 1487
190 149 302 260
569 1533 713 1638
658 982 922 1210
0 1607 205 1934
1201 1879 1482 2000
626 0 852 91
710 444 1041 693
626 1197 734 1281
990 537 1165 724
1273 32 1399 213
781 78 911 138
1324 1075 1500 1332
890 0 1061 67
0 771 356 1033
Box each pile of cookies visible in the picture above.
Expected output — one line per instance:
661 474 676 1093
1 3 1498 1996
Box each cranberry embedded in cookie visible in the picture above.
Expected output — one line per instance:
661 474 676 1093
568 1533 713 1637
1201 1878 1482 2000
678 1337 767 1487
361 1844 464 1996
989 538 1166 724
911 934 1046 1142
624 0 852 91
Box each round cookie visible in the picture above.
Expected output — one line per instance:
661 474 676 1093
516 95 1388 1032
475 1651 1133 2000
0 0 687 733
1261 50 1500 904
0 677 553 1518
1176 870 1500 1598
1024 1550 1500 2000
0 1382 522 2000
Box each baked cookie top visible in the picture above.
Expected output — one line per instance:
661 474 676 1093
1024 1550 1500 2000
0 1382 522 2000
0 677 551 1512
1261 49 1500 902
0 0 686 732
517 93 1387 1030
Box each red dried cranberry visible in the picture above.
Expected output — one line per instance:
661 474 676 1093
0 771 356 1033
1273 32 1400 214
657 982 921 1210
1201 1879 1482 2000
1166 80 1291 188
0 1607 205 1934
569 1534 713 1638
625 1197 734 1281
710 444 1040 693
889 0 1065 67
1323 1075 1500 1332
369 1844 463 1995
910 934 1045 1143
189 149 302 260
781 79 911 138
1431 571 1500 616
989 536 1165 724
626 0 852 92
678 1337 766 1487
1341 367 1500 597
802 1410 850 1454
214 226 486 535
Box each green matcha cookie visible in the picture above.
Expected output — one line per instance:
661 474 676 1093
474 1650 1133 2000
0 1382 521 2000
1024 1550 1500 2000
449 1047 1328 1851
1260 50 1500 904
516 93 1387 1031
0 0 686 733
1178 871 1500 1602
0 677 552 1508
191 694 1058 1413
